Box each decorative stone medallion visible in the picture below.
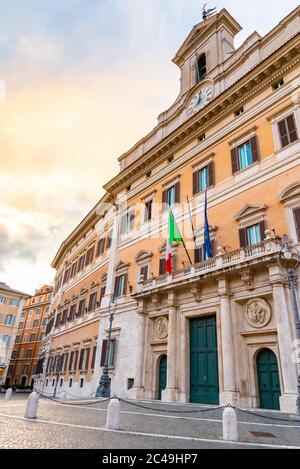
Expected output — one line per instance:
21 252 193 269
155 317 168 340
244 298 271 328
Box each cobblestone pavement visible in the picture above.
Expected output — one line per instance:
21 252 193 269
0 394 299 449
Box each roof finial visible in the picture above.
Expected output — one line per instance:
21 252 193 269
202 3 217 21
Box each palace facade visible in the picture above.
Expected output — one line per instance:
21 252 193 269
7 285 53 387
38 7 300 412
0 283 29 385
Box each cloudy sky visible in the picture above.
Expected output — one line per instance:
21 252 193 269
0 0 298 294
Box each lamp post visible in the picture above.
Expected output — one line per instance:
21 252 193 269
278 234 300 415
96 299 117 398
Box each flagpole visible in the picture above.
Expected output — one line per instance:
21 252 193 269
169 208 193 266
186 195 196 250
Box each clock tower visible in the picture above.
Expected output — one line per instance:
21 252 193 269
172 9 242 115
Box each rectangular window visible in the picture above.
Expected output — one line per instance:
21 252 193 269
79 349 85 370
29 333 36 343
55 313 61 327
114 275 127 298
88 292 97 312
0 295 6 304
63 353 69 372
84 348 90 370
96 238 105 257
27 349 32 358
159 258 166 276
35 309 41 315
106 230 113 249
239 222 265 248
140 265 149 281
78 299 86 317
293 207 300 242
162 183 180 208
68 304 76 322
77 255 85 273
121 211 135 234
127 378 134 390
85 247 94 267
73 351 79 371
231 136 259 174
194 240 215 263
100 340 108 367
108 340 115 367
278 114 298 148
68 351 74 371
23 364 29 375
23 334 28 343
2 334 11 348
80 378 84 388
10 298 20 307
5 314 15 326
15 336 20 344
18 321 23 329
60 378 63 387
70 262 77 278
26 320 31 328
61 309 68 325
33 319 39 328
144 199 153 222
238 142 253 170
69 379 73 388
100 286 106 302
19 348 24 358
91 346 97 369
193 162 214 195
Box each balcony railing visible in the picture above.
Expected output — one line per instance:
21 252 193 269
136 239 281 295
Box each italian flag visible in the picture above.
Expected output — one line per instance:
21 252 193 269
166 211 183 275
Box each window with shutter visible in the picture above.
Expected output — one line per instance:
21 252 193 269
91 346 97 369
144 200 153 222
250 135 260 163
100 340 108 366
140 265 149 281
159 258 166 276
100 286 106 301
231 147 239 174
73 351 79 371
79 349 84 370
64 353 69 372
114 274 127 298
239 228 247 248
278 114 298 148
96 238 105 257
293 208 300 241
85 348 90 370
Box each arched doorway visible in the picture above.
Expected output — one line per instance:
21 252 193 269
158 355 167 400
256 349 281 410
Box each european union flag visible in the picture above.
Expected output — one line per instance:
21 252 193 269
204 189 212 259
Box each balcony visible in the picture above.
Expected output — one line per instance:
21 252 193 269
134 238 282 298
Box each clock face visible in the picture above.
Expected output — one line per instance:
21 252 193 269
188 86 213 116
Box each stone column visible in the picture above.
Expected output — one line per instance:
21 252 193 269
131 301 147 400
218 277 239 406
162 291 178 402
269 265 298 413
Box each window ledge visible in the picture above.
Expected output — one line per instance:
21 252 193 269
233 162 259 181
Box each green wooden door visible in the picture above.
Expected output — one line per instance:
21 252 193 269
158 355 167 400
257 349 281 410
190 316 219 404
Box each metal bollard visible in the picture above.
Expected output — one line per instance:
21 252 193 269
223 405 239 442
24 391 39 419
106 398 120 430
4 388 12 401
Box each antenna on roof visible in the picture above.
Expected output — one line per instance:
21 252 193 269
202 3 217 21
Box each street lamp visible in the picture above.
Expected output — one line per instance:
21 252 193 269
278 234 300 415
96 299 117 398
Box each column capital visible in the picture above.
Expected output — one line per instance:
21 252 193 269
268 264 286 286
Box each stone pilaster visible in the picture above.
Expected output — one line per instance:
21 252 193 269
218 277 239 406
162 291 178 402
131 301 147 400
269 265 298 413
102 205 121 308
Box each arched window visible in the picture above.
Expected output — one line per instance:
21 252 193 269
197 54 206 82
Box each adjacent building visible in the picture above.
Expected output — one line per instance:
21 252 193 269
39 7 300 412
7 285 52 387
0 282 29 384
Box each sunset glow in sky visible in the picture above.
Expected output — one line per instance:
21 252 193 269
0 0 298 294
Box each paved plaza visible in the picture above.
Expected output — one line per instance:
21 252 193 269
0 394 299 449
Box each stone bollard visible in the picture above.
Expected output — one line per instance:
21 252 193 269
24 391 39 420
4 388 12 401
223 406 239 442
61 391 67 400
106 398 120 430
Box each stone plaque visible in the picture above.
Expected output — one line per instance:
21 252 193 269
155 317 168 339
244 298 271 328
